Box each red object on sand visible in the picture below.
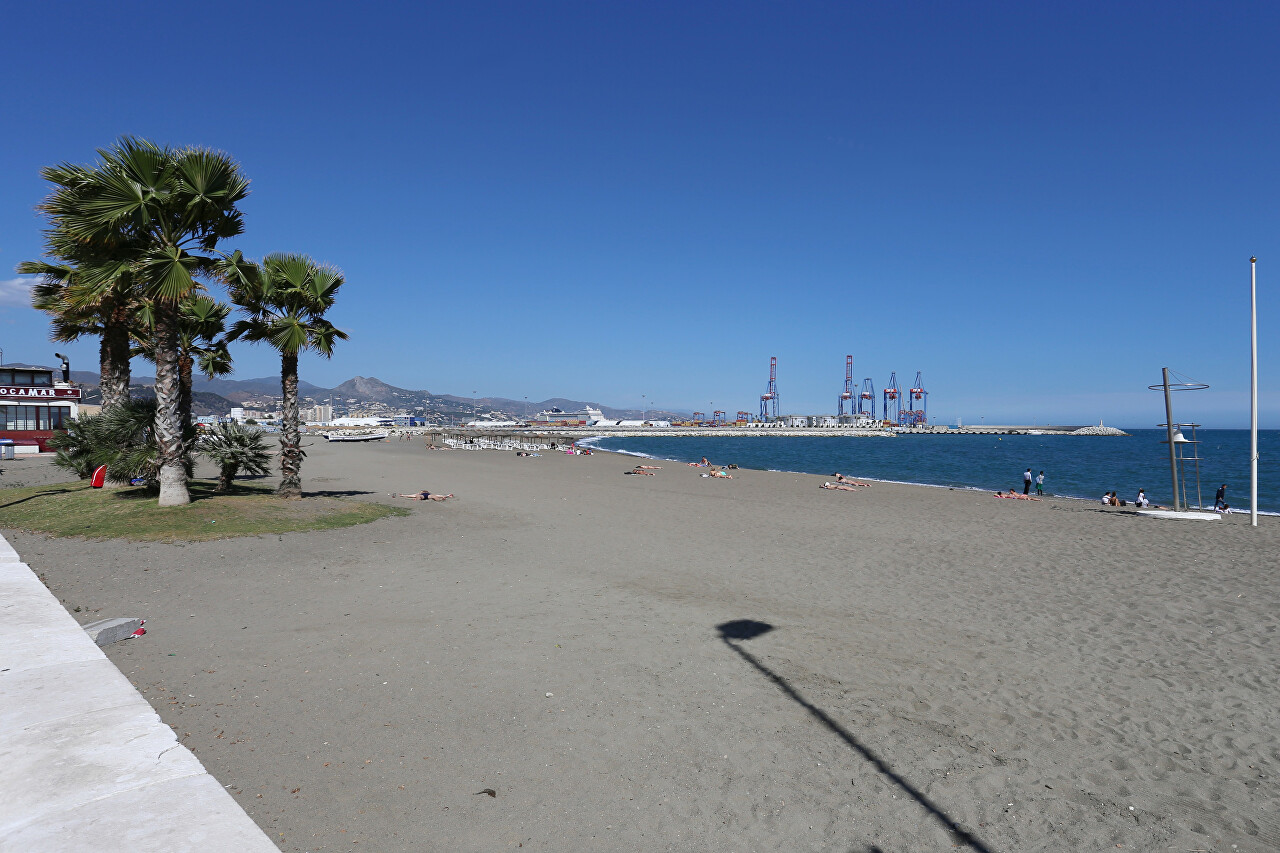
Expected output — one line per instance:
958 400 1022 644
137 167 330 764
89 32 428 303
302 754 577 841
90 465 107 488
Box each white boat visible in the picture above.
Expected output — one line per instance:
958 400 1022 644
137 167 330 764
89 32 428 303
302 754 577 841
325 429 389 442
536 406 620 426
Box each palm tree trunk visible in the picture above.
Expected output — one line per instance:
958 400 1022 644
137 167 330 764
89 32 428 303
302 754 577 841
216 464 237 493
278 352 302 499
100 308 132 410
153 302 190 506
179 353 194 435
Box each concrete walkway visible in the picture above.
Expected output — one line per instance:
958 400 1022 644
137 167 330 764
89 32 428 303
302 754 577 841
0 534 277 852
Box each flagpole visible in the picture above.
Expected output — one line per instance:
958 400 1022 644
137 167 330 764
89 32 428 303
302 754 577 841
1251 257 1258 527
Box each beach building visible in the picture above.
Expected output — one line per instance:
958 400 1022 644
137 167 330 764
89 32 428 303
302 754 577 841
0 362 82 453
330 416 394 427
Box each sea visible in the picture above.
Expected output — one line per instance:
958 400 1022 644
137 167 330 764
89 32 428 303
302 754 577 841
581 429 1280 514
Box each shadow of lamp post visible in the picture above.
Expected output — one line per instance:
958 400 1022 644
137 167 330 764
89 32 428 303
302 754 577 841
716 620 993 852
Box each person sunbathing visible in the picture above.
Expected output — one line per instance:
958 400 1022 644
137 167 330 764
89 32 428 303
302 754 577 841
635 464 661 469
706 469 733 478
821 482 859 491
832 473 871 487
393 490 454 501
625 467 655 475
994 490 1040 501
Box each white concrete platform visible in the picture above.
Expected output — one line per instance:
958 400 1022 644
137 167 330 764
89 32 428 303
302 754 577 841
82 616 145 646
1137 509 1221 521
0 533 278 852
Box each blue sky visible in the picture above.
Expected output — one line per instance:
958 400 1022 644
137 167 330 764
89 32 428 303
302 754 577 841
1 1 1276 426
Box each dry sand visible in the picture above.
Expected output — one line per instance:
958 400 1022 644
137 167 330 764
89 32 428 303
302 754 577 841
5 441 1279 852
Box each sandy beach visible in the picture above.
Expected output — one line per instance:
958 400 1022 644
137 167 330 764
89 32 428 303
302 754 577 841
6 440 1279 852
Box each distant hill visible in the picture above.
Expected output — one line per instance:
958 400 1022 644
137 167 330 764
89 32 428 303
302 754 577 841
13 363 236 416
328 376 424 405
121 387 238 418
10 362 685 420
192 375 328 400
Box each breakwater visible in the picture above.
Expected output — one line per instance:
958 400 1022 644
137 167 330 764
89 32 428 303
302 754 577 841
402 424 1125 441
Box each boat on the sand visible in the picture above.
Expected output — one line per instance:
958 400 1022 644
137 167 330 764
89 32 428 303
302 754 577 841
324 429 389 442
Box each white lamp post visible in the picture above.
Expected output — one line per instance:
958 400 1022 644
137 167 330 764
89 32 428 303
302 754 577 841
1251 257 1259 527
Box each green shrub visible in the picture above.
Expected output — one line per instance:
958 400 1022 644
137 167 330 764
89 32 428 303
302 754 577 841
200 422 273 492
49 400 194 489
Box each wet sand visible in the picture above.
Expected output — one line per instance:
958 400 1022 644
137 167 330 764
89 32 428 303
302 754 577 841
6 441 1279 851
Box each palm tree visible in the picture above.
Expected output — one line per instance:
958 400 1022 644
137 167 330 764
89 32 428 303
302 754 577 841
19 231 142 410
199 422 273 493
35 137 249 506
226 253 347 499
133 296 233 433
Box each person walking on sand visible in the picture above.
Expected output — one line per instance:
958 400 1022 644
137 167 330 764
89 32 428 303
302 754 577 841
1214 484 1227 511
1035 470 1045 496
1023 468 1033 495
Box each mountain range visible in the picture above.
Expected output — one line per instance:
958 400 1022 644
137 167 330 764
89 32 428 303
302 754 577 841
14 364 682 420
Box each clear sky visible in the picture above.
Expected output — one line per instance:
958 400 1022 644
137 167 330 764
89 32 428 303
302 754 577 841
1 2 1276 426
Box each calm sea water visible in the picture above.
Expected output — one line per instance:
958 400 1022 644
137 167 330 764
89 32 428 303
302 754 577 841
583 429 1280 513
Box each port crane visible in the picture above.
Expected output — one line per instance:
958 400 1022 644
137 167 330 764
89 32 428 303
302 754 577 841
858 378 876 420
837 355 855 417
759 357 779 421
883 372 902 425
901 372 928 426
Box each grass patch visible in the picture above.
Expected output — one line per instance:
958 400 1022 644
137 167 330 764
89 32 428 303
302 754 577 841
0 479 409 542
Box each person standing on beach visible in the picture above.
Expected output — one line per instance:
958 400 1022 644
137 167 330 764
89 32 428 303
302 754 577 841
1035 470 1045 496
1215 484 1227 511
1024 468 1033 495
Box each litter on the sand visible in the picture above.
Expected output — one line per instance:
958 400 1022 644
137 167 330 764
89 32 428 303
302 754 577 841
474 789 497 797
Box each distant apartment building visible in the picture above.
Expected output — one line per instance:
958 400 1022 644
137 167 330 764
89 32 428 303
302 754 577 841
301 404 333 423
229 407 269 423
